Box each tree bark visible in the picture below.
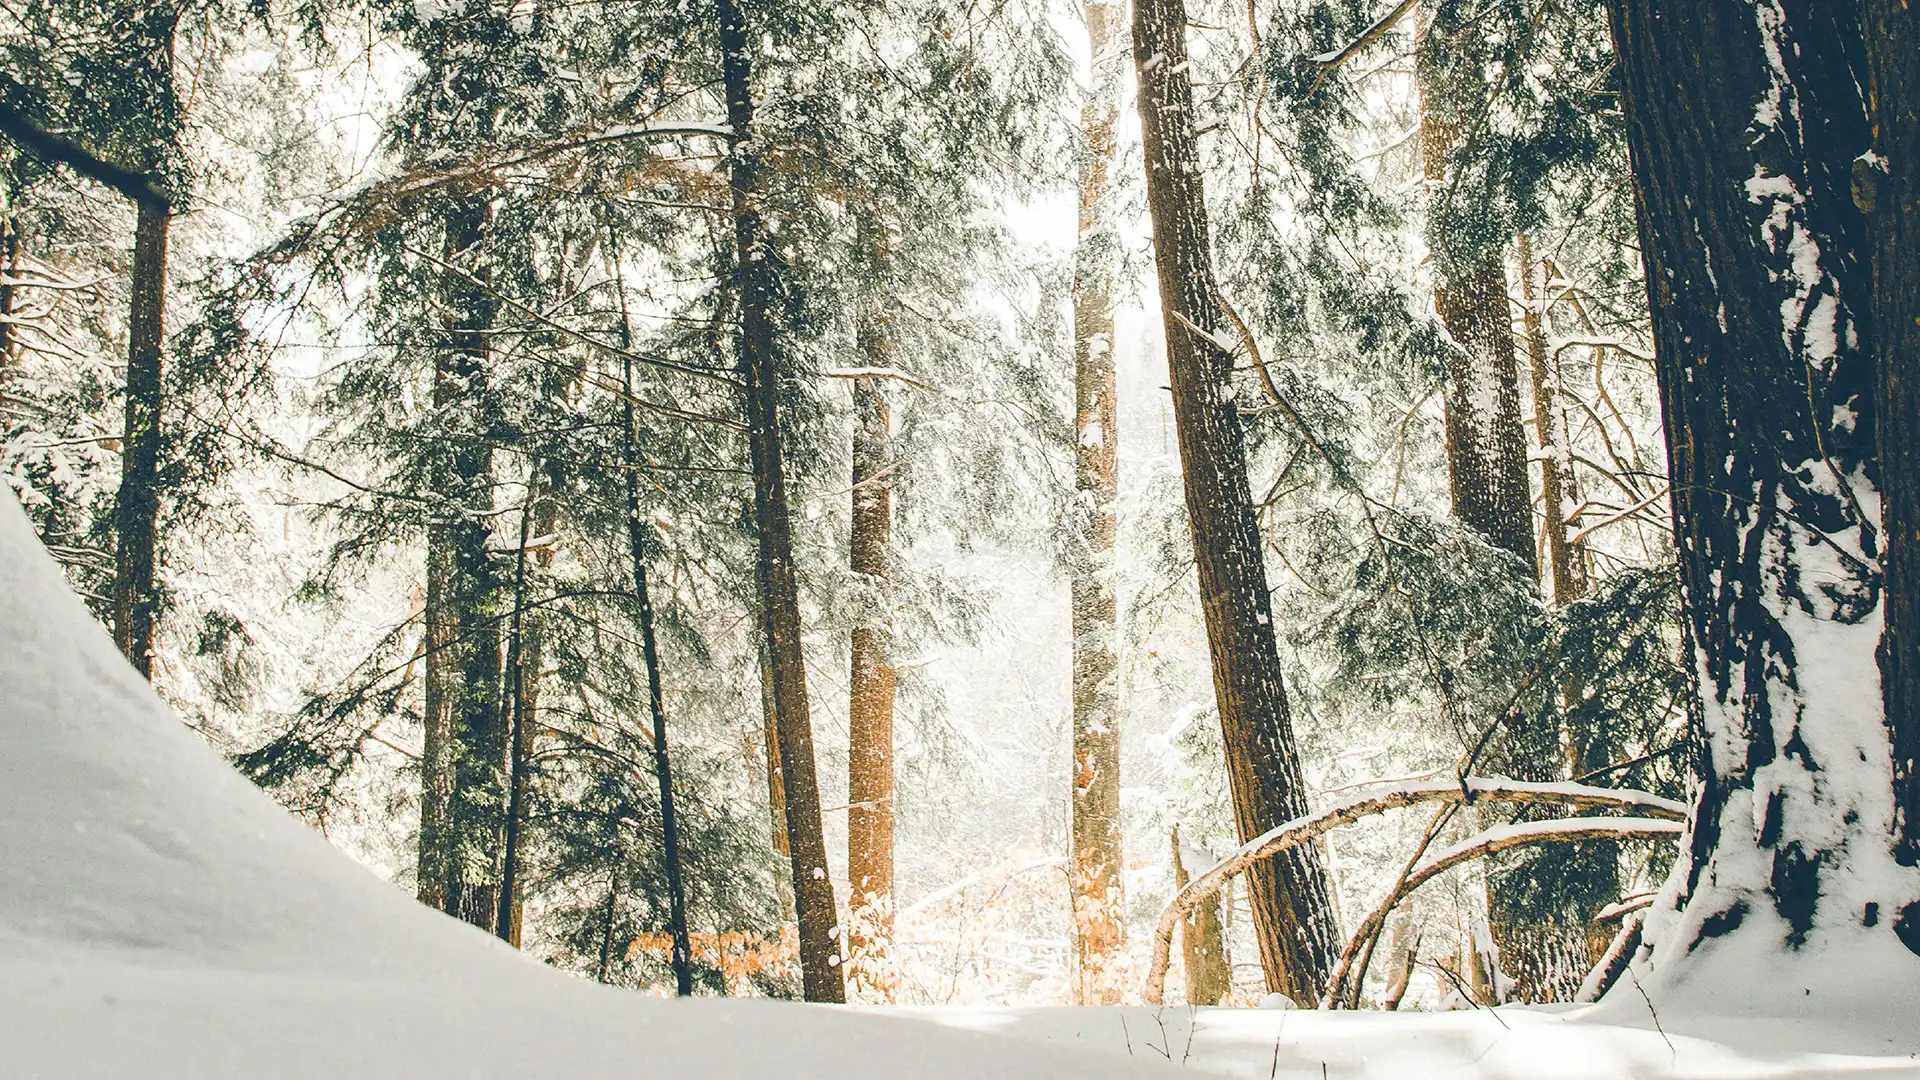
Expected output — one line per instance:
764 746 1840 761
1068 0 1127 1008
1418 33 1536 575
719 0 844 1003
1861 0 1920 918
846 364 896 1001
0 209 19 395
1607 0 1920 988
416 199 506 930
1132 0 1340 1003
110 191 168 677
1518 233 1587 606
1171 827 1229 1005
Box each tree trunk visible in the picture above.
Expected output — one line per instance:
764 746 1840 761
1518 232 1587 606
846 364 897 1002
1418 20 1535 574
111 197 168 677
1607 0 1920 996
1171 827 1229 1005
1068 0 1127 1008
109 11 176 679
0 209 19 395
719 0 844 1003
416 199 506 930
1132 0 1340 1003
1861 0 1920 919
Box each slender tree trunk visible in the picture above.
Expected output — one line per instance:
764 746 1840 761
719 0 843 1003
1518 233 1587 606
1171 827 1229 1005
1418 25 1535 574
109 11 175 679
1068 0 1127 1008
1607 0 1920 995
760 630 790 859
417 199 506 929
1861 0 1920 911
1133 0 1340 1003
846 364 897 1001
620 315 695 995
0 209 19 396
494 496 533 944
111 197 168 676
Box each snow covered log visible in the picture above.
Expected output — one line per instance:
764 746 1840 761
1141 777 1686 1004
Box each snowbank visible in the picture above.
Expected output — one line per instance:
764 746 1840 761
904 1006 1920 1080
0 491 1189 1079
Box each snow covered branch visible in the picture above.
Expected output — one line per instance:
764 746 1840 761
1324 816 1685 1006
1140 777 1687 1004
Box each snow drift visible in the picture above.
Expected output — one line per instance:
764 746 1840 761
0 490 1188 1079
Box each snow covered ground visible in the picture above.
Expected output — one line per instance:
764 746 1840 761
3 484 1917 1079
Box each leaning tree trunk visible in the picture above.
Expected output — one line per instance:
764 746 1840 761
1607 0 1920 999
845 360 897 1001
719 0 844 1003
416 199 506 930
1067 0 1127 1008
1417 28 1535 576
1861 0 1920 911
1133 0 1340 1003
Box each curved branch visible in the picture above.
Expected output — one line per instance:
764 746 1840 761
1324 817 1683 1006
1140 777 1686 1003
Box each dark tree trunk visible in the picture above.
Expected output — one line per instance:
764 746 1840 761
1861 0 1920 912
719 0 844 1003
1607 0 1920 989
621 333 695 995
111 197 168 676
109 11 176 679
494 496 534 945
416 199 506 930
846 366 896 1001
0 210 19 396
1068 0 1126 1008
1132 0 1340 1003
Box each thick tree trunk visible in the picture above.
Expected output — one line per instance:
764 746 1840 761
1418 40 1535 574
1861 0 1920 917
415 200 506 930
1171 828 1229 1005
111 197 168 677
1133 0 1340 1003
1068 0 1127 1008
719 0 844 1003
846 367 897 1001
1607 0 1920 997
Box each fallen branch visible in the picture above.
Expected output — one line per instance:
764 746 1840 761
1140 777 1685 1003
1325 817 1684 1005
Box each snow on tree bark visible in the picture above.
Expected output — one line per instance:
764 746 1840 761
1519 232 1588 608
416 198 507 931
1607 0 1920 996
1132 0 1339 1003
1068 0 1127 1008
1860 0 1920 940
719 0 844 1003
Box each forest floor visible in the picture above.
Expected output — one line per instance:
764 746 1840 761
5 489 1917 1080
